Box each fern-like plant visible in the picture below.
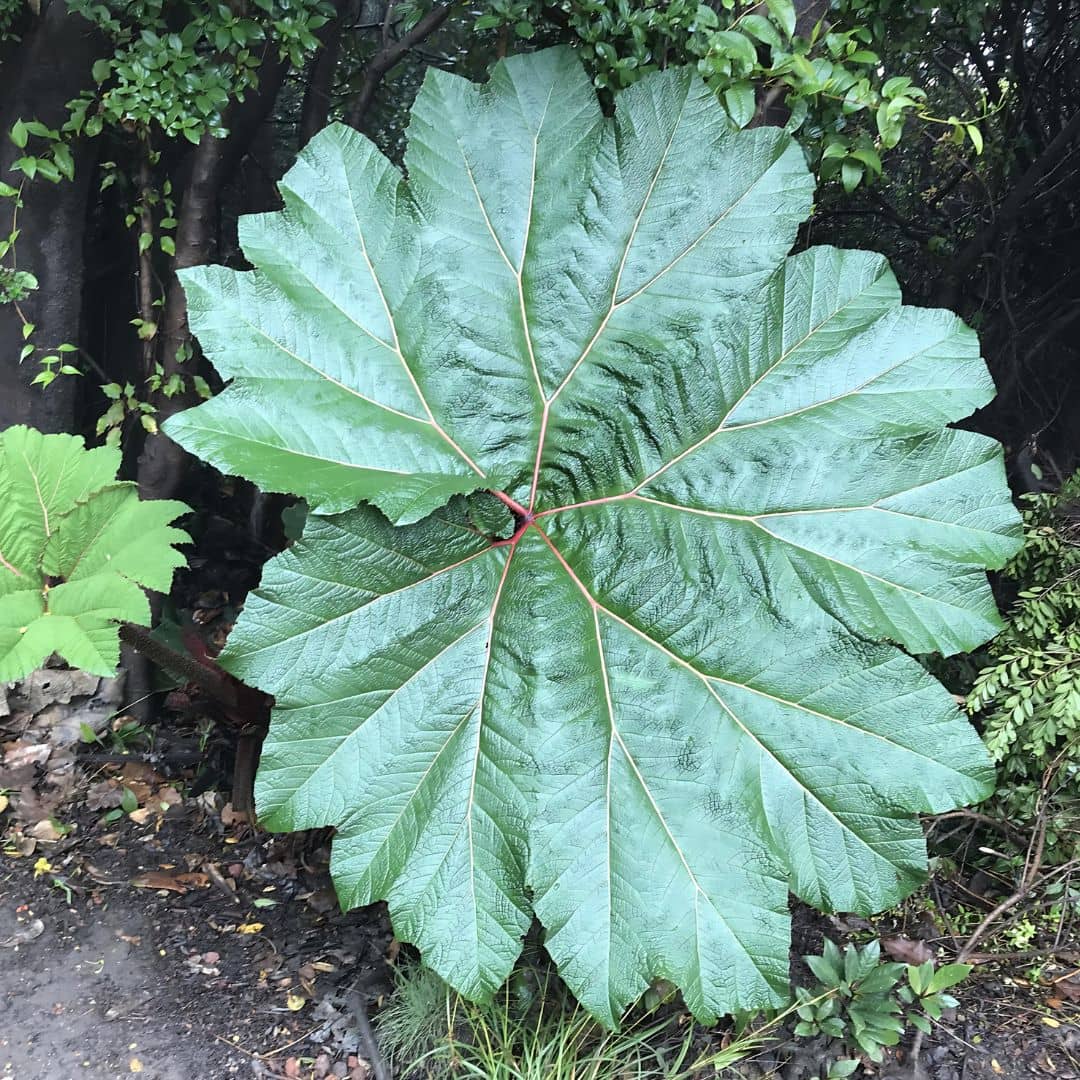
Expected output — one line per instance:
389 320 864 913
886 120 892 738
968 471 1080 849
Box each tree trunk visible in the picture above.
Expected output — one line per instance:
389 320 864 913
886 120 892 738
128 50 293 718
299 0 354 147
0 2 105 433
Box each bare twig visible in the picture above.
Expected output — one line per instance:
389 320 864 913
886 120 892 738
347 988 392 1080
344 3 453 132
928 809 1026 842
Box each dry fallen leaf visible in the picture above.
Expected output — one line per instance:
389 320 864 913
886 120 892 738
0 918 45 948
28 819 64 843
157 786 183 808
237 922 264 934
0 793 9 814
3 742 51 768
130 871 209 894
881 935 934 965
285 993 306 1012
85 780 123 811
129 1058 144 1073
5 832 37 856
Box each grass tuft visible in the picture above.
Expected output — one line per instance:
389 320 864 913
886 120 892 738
375 963 782 1079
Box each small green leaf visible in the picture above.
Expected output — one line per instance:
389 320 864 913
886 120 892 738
713 30 757 70
741 14 782 49
829 1061 860 1079
850 147 882 175
723 82 756 128
966 124 984 155
52 143 74 181
881 76 912 98
9 120 27 148
765 0 796 38
121 787 138 814
841 158 863 192
0 428 190 680
928 963 971 993
807 953 843 987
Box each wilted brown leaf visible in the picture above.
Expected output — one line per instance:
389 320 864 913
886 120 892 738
882 936 934 965
130 871 209 894
0 918 45 948
3 742 51 769
85 780 123 811
28 819 64 842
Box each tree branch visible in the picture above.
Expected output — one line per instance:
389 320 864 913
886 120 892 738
344 2 454 132
939 108 1080 300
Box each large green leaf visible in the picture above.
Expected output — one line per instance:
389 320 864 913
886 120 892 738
0 426 190 680
165 48 1021 1024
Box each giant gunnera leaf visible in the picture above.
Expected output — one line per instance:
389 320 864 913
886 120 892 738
164 47 1022 1024
0 426 189 680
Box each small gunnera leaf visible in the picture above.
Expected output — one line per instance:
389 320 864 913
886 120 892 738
165 47 1021 1026
0 426 189 680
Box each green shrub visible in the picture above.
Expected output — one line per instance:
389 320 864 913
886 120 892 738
968 472 1080 853
796 940 969 1066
